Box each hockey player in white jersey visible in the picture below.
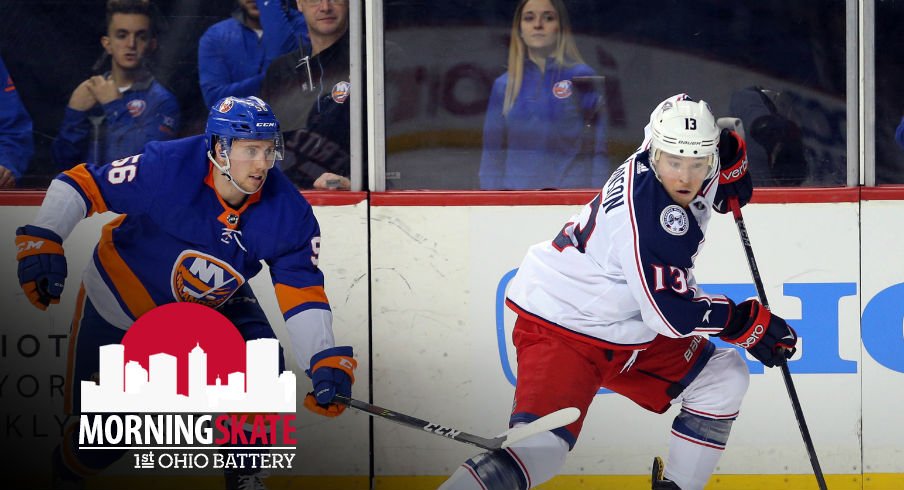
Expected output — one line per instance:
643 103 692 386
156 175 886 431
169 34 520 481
439 94 798 490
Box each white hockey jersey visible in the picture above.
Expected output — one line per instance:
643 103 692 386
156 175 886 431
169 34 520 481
506 97 734 350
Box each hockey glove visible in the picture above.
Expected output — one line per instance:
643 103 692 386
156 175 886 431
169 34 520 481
304 346 356 417
15 225 67 311
718 299 797 367
713 129 753 214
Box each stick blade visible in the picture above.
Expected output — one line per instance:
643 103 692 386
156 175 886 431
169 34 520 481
500 407 581 449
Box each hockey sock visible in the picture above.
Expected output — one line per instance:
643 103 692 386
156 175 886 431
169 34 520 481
665 410 734 490
438 429 568 490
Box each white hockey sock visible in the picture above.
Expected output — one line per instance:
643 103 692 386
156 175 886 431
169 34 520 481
664 426 728 490
438 429 569 490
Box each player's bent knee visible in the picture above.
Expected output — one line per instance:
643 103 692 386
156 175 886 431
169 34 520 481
439 430 568 490
686 347 749 416
718 348 750 406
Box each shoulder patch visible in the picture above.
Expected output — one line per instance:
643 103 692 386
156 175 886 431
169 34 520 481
660 205 689 236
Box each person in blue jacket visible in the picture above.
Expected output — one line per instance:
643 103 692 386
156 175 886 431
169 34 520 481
52 0 180 170
479 0 609 190
0 55 34 188
198 0 310 108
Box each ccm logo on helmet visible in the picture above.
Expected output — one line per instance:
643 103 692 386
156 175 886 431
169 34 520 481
257 122 276 128
738 323 766 348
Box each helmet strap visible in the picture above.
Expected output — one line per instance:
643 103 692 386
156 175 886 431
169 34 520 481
208 150 260 196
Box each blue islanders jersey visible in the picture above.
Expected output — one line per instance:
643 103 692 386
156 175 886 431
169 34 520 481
506 95 734 350
49 135 327 338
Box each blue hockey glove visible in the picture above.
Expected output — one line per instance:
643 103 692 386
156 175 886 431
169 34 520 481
304 346 356 417
15 225 67 311
713 129 753 214
718 299 797 367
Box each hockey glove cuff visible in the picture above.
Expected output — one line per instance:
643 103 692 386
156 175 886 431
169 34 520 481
15 225 67 310
719 299 798 367
304 346 356 417
713 129 753 214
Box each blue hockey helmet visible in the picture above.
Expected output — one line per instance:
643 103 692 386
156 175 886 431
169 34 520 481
206 96 285 195
205 96 284 162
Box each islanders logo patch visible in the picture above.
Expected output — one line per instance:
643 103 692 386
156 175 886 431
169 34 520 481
127 99 146 117
171 250 245 307
331 81 350 103
216 98 235 113
552 80 573 99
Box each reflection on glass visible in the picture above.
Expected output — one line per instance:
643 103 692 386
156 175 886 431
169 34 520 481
876 0 904 184
479 0 608 190
383 0 847 190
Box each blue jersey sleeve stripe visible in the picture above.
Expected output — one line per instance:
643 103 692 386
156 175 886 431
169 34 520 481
283 302 330 320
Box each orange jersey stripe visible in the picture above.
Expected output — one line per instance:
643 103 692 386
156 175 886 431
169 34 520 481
96 216 157 319
63 164 109 214
274 284 329 315
64 285 88 415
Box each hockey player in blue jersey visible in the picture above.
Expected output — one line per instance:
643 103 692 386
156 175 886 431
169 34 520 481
439 94 798 490
15 96 355 490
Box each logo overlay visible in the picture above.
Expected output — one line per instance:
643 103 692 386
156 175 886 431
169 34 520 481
78 303 297 472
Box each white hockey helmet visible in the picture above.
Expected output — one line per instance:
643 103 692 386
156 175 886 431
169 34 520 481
649 98 720 180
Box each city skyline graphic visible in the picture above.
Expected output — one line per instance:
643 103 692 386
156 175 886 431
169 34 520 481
81 338 296 413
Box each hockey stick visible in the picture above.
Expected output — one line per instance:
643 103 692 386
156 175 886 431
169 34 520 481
727 197 828 490
334 394 580 451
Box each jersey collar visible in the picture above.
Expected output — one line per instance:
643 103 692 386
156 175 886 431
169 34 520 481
205 163 263 230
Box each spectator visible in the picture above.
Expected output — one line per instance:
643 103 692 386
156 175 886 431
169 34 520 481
479 0 609 190
728 86 807 187
261 0 355 190
0 55 34 188
198 0 310 108
895 116 904 152
52 0 179 170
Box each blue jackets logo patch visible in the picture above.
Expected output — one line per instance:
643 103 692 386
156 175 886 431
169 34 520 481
171 250 245 307
660 205 689 236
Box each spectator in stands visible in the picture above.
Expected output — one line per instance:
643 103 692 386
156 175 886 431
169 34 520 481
261 0 356 190
198 0 310 108
52 0 179 170
0 55 34 188
728 86 807 187
895 117 904 152
479 0 609 190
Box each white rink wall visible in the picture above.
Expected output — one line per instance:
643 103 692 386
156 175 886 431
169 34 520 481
4 194 904 485
370 199 864 479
